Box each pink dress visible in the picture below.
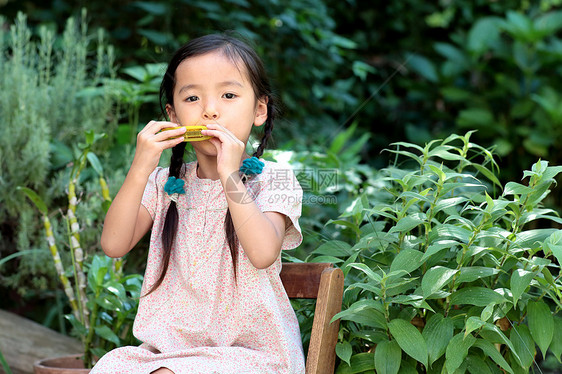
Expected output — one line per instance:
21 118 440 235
90 160 305 374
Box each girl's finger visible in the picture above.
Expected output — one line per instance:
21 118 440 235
204 123 233 136
140 120 179 136
159 136 187 150
201 129 237 145
202 126 240 144
153 126 187 142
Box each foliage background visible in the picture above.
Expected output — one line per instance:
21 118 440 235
0 0 562 372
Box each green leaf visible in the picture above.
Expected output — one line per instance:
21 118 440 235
445 332 476 373
390 249 424 274
550 316 562 363
0 249 45 267
86 152 104 176
133 1 168 15
465 316 486 337
389 215 425 234
94 325 121 346
17 187 48 215
535 10 562 36
326 219 361 237
375 340 401 374
87 255 110 289
332 299 386 329
456 267 500 284
547 230 562 266
312 240 352 257
309 255 345 264
480 303 495 322
346 263 382 283
509 324 535 370
335 352 375 374
503 182 533 196
434 42 466 66
388 319 428 367
421 240 459 262
472 164 502 188
433 224 472 243
427 164 446 183
510 269 535 306
422 266 457 298
457 108 494 128
468 17 501 55
434 197 468 213
466 355 492 374
449 287 506 307
406 53 438 82
527 300 553 358
516 229 558 248
473 339 514 374
138 29 172 45
422 313 454 365
336 341 352 366
481 323 523 367
397 360 417 374
64 314 87 337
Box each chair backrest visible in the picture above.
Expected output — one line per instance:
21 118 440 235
280 263 344 374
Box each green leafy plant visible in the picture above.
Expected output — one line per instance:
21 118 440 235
0 10 119 295
113 63 166 144
19 132 142 367
428 8 562 182
314 132 562 373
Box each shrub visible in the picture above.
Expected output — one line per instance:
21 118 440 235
312 132 562 373
20 132 142 366
0 11 118 293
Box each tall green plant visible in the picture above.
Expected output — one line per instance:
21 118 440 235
0 11 119 292
19 132 140 367
0 10 117 219
316 132 562 373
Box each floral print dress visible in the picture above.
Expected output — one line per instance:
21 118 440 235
90 160 305 374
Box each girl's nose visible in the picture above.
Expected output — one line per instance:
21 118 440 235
202 103 219 120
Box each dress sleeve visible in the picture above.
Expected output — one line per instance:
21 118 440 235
141 167 163 220
252 163 303 250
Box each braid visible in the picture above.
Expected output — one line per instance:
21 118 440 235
253 98 275 158
226 97 276 280
143 142 186 296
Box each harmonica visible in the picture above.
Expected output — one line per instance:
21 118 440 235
159 126 211 142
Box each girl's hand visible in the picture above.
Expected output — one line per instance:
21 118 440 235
201 123 246 180
130 121 186 177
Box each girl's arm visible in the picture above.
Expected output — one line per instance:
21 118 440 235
101 121 186 258
223 174 287 269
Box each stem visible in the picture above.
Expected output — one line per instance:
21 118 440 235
66 218 85 328
83 287 101 368
43 215 80 318
0 348 13 374
423 183 443 253
537 272 562 303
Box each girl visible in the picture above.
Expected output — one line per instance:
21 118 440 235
92 34 305 373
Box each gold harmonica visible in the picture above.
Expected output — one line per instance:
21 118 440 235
159 126 211 142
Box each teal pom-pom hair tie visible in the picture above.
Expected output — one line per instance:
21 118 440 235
164 176 185 202
240 157 264 176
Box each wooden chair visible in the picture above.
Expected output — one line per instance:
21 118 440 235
280 263 345 374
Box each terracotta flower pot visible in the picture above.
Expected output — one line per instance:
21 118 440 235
33 354 91 374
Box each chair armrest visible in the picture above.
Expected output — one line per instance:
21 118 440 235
305 267 344 374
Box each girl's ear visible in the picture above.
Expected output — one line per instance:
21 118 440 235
253 96 268 127
166 104 177 123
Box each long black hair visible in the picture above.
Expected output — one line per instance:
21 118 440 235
145 34 278 295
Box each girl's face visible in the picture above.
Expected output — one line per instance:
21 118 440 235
166 50 267 156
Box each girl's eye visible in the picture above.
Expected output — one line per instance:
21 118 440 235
185 96 198 102
223 93 236 99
